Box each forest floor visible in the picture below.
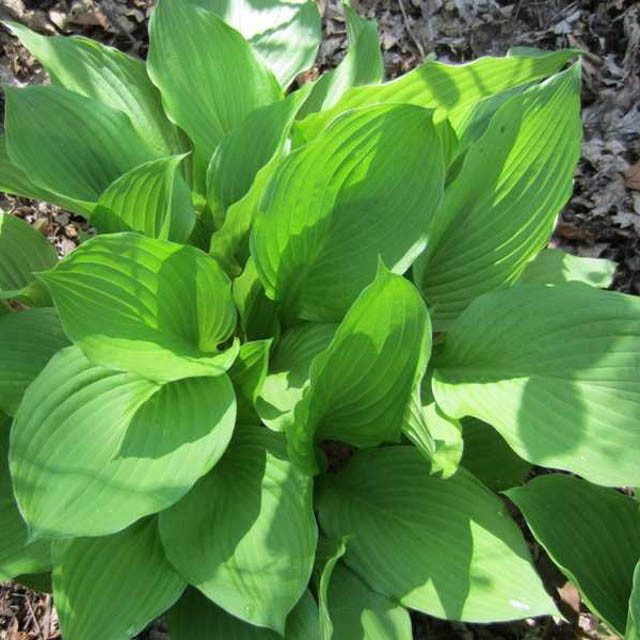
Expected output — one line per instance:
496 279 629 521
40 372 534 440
0 0 638 638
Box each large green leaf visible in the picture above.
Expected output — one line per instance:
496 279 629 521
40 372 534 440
518 248 616 288
147 0 282 189
160 426 317 634
300 0 383 116
189 0 321 88
228 340 271 424
5 21 181 157
288 266 430 473
53 518 185 640
38 233 237 382
10 345 236 538
295 49 579 143
0 415 51 581
507 475 640 636
0 308 70 415
93 155 196 242
628 563 640 640
318 447 558 622
432 283 640 487
413 65 582 328
169 587 319 639
256 322 337 433
251 104 444 322
5 85 156 203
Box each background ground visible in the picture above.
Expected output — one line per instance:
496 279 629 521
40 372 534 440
0 0 638 638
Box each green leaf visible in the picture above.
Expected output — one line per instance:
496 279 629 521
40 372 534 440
207 84 312 226
432 283 640 487
228 340 272 424
413 65 582 328
5 85 156 203
5 21 181 157
299 0 383 116
0 414 51 581
93 155 196 242
628 562 640 640
38 233 237 382
10 345 236 538
318 446 558 622
424 403 463 479
315 537 347 639
256 322 337 433
169 587 319 639
147 0 282 190
288 266 430 474
507 475 640 635
0 308 70 415
53 518 185 640
159 426 317 634
295 49 579 143
251 104 444 322
189 0 322 88
0 212 56 294
461 418 531 492
518 248 616 288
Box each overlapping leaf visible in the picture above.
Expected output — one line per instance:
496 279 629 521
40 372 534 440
38 233 237 382
10 346 236 538
318 447 558 622
251 104 444 322
628 563 640 640
160 427 317 634
228 340 271 423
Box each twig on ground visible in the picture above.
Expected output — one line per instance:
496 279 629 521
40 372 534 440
397 0 425 59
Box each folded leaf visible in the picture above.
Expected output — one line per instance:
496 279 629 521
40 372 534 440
628 563 640 640
93 155 196 242
160 426 317 634
5 85 156 202
38 233 237 382
318 447 558 622
288 266 430 473
414 64 582 328
189 0 322 88
10 345 236 538
507 475 640 635
53 518 186 640
315 537 347 639
5 21 181 157
0 308 70 415
228 340 271 423
518 248 616 288
251 103 444 322
433 284 640 486
147 0 282 190
295 49 579 143
168 587 319 639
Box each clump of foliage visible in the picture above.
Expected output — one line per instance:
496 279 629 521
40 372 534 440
0 1 639 638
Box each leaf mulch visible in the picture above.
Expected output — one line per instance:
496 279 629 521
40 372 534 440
0 0 638 638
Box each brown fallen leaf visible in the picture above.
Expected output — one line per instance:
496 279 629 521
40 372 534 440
625 159 640 191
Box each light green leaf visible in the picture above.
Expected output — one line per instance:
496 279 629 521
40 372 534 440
432 283 640 487
228 340 272 424
295 49 579 143
5 21 181 157
507 475 640 635
190 0 322 88
288 266 430 474
628 562 640 640
413 64 582 328
256 322 337 433
10 345 236 538
38 233 237 382
251 104 444 322
0 414 51 581
0 308 70 415
315 537 347 639
169 587 319 639
207 84 313 226
318 447 558 622
93 155 196 242
159 426 317 634
518 248 616 288
424 403 463 478
461 418 531 492
5 85 156 203
299 0 383 116
53 518 185 640
147 0 282 190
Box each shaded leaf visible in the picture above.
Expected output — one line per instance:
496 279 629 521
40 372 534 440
228 340 272 423
628 562 640 640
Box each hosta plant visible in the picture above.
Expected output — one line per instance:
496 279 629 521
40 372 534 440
1 1 639 638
